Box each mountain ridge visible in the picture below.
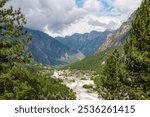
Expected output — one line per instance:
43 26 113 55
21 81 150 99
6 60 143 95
25 28 85 66
96 11 136 53
69 11 136 72
56 30 112 56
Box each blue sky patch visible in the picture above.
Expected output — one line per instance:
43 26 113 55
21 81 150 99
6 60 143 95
76 0 113 12
100 0 112 8
76 0 84 8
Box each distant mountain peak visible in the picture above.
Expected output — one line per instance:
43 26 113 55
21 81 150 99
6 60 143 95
56 30 111 56
26 28 85 66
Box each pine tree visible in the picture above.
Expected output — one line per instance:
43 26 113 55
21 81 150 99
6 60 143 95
0 0 32 73
98 49 128 99
0 0 37 99
0 0 76 100
124 0 150 99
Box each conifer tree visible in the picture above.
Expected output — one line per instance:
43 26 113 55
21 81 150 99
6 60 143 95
0 0 32 73
124 0 150 99
95 0 149 100
0 0 37 99
98 49 128 99
0 0 76 100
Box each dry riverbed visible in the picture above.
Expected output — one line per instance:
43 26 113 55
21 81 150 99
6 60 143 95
52 70 100 100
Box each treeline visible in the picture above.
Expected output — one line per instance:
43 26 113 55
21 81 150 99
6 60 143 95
0 0 76 100
95 0 150 99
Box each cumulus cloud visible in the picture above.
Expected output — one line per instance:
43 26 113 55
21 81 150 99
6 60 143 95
88 19 117 29
83 0 101 12
6 0 85 32
113 0 142 14
5 0 142 37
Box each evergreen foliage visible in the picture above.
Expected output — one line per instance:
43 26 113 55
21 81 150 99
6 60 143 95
95 0 150 100
0 0 76 100
94 50 129 99
0 0 32 72
0 0 33 99
124 0 150 99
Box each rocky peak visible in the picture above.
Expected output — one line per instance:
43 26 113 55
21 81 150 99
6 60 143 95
97 11 136 52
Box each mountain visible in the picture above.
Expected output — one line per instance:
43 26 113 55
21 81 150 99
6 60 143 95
56 30 111 56
69 12 136 72
97 12 135 53
26 28 85 66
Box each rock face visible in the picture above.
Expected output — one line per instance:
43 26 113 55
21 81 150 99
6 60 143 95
26 28 85 66
68 11 136 72
97 12 136 52
56 30 111 56
25 11 135 66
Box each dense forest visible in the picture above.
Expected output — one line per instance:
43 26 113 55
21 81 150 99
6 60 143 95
0 0 76 100
94 0 150 100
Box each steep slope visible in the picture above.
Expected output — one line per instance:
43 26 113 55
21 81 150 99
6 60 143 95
69 12 136 72
56 30 111 56
97 12 135 52
26 28 85 66
69 47 116 73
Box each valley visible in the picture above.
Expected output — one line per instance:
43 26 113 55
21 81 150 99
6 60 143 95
1 0 149 100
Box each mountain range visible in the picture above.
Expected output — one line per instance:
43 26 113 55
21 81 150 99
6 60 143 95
56 30 111 56
25 11 135 67
70 11 135 72
25 28 112 66
26 28 85 66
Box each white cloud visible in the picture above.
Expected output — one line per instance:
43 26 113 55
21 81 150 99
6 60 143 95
113 0 142 14
5 0 142 37
6 0 85 33
83 0 101 13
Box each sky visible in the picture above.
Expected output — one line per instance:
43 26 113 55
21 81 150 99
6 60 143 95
6 0 142 37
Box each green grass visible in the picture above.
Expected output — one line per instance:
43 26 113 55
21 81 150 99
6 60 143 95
67 45 124 74
68 47 116 73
